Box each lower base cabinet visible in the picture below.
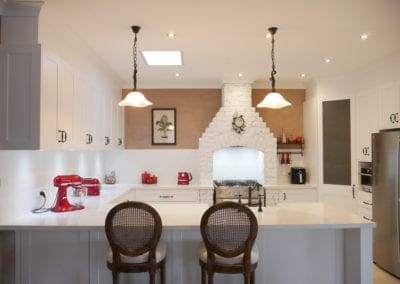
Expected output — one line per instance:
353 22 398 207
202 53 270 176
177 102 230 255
356 190 373 221
10 226 370 284
266 189 318 204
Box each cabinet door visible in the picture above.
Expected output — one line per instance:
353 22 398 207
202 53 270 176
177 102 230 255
17 231 90 284
134 190 200 202
92 87 105 149
102 91 113 149
116 102 124 148
73 77 91 149
355 90 379 162
379 84 400 130
40 53 59 149
0 45 41 149
57 64 75 148
42 52 75 149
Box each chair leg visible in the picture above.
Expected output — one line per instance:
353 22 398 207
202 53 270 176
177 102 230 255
149 268 156 284
160 261 166 284
250 271 255 284
112 271 119 284
244 272 251 284
207 270 214 284
201 266 206 284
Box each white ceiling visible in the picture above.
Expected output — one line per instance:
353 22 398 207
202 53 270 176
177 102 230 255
41 0 400 88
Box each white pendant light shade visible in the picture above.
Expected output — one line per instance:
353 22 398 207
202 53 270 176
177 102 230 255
118 91 153 107
256 92 291 109
118 25 153 108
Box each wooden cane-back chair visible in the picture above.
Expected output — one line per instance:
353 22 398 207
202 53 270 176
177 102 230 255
105 201 165 284
199 201 259 284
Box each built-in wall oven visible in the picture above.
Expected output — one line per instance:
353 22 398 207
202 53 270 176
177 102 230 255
360 167 372 192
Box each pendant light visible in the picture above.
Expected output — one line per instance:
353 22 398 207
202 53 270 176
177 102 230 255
118 25 153 107
257 27 291 109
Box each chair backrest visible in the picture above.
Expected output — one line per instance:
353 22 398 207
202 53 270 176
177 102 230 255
200 201 258 261
105 201 162 262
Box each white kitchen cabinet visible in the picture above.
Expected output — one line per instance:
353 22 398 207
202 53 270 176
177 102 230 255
0 45 41 149
355 90 379 162
112 188 213 204
73 77 93 148
266 188 318 204
16 231 90 284
135 189 200 203
116 104 124 148
355 189 372 221
41 50 122 150
41 51 75 149
1 45 122 150
379 83 400 130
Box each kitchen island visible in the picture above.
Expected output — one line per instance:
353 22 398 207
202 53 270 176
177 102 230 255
0 186 374 284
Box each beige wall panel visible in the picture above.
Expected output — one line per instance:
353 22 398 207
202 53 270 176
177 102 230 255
252 89 305 141
124 88 305 149
124 89 221 149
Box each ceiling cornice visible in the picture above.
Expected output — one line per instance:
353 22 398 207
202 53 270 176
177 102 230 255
3 0 43 16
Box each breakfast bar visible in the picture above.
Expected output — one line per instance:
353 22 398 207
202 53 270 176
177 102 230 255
0 186 374 284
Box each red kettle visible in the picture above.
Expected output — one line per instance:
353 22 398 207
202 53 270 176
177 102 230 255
177 172 192 185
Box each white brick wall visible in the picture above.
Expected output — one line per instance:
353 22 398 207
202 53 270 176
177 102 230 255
199 83 277 186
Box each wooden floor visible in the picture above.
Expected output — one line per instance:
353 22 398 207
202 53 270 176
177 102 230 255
374 264 400 284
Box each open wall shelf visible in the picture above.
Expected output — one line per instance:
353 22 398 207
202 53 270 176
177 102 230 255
277 143 304 156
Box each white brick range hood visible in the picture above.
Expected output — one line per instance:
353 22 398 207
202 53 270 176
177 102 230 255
199 83 277 186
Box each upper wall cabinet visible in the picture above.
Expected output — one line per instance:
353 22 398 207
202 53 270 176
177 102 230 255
0 46 124 150
379 83 400 130
0 45 41 149
40 50 123 150
41 52 75 149
355 90 379 162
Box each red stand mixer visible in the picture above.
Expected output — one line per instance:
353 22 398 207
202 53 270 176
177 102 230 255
52 175 84 212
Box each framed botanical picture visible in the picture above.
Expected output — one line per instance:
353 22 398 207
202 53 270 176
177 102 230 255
152 108 176 145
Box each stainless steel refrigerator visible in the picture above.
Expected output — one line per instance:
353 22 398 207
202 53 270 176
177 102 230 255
372 130 400 278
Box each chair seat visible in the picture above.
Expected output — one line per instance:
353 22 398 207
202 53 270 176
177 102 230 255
107 241 167 264
199 242 258 265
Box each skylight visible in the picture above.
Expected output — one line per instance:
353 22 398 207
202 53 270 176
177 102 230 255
142 51 183 66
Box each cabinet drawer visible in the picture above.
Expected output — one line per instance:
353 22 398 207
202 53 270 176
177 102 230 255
135 190 199 202
358 201 372 220
357 190 372 203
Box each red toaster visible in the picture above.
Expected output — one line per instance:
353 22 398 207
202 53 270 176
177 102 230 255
81 178 101 196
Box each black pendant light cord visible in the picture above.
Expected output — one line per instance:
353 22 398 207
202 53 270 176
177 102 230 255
131 25 141 91
268 27 278 92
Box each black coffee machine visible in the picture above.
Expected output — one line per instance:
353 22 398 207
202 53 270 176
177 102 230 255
290 167 306 184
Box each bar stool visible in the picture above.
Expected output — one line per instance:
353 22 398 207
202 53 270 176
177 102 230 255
199 202 258 284
105 201 166 284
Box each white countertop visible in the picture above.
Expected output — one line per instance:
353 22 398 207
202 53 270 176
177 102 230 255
101 183 316 191
0 183 373 230
265 184 317 190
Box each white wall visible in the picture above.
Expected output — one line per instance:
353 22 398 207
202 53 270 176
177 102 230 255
304 51 400 211
0 150 104 222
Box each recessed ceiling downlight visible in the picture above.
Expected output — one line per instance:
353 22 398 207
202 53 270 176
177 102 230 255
142 51 182 66
361 33 368 40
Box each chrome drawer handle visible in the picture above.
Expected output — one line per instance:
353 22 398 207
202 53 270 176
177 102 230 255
362 201 372 206
159 195 174 199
